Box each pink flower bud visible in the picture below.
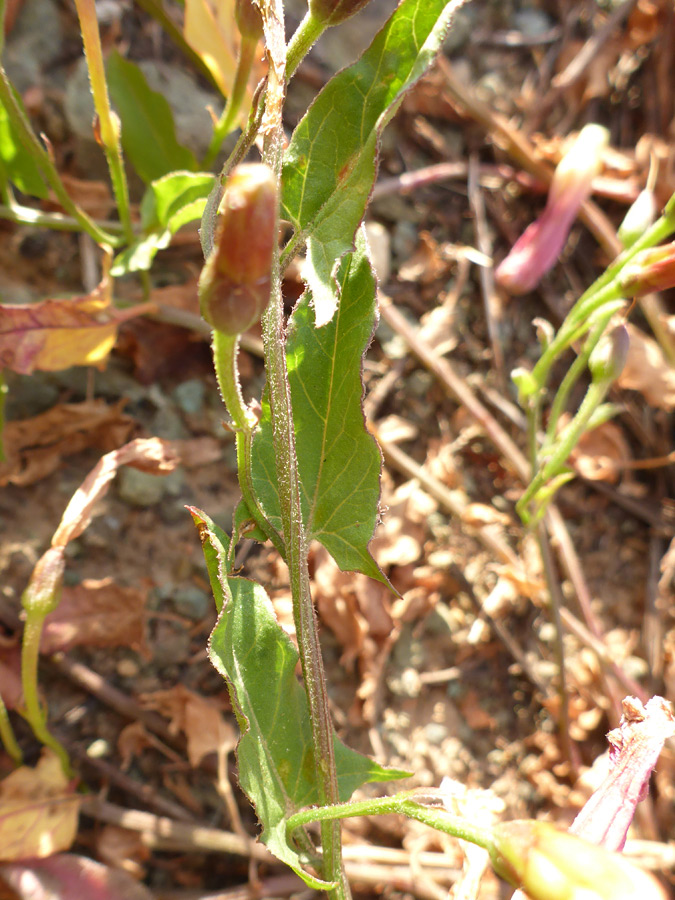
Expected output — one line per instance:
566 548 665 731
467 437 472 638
496 124 609 295
199 164 277 335
619 240 675 297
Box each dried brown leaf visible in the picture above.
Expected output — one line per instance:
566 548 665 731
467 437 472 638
41 578 148 654
52 437 180 547
0 279 148 375
617 324 675 409
0 751 80 861
0 401 133 487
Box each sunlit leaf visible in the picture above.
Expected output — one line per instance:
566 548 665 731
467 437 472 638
0 281 147 375
112 171 214 276
0 95 49 198
0 751 80 861
282 0 466 325
183 0 265 109
252 230 388 583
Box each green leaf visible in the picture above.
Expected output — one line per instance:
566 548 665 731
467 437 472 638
252 230 388 583
0 97 49 198
205 569 408 885
111 172 213 275
140 171 215 231
188 507 230 612
106 51 197 183
282 0 463 325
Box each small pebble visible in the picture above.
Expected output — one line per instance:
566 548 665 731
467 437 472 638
117 658 140 678
117 468 168 507
173 585 212 620
173 379 206 415
86 739 111 759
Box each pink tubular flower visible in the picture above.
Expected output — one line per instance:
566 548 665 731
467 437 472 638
569 696 674 851
496 124 609 295
619 241 675 297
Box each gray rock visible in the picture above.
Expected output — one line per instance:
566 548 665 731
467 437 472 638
117 467 172 507
173 379 206 415
4 373 60 419
513 8 553 38
3 0 63 92
138 61 218 160
173 585 212 620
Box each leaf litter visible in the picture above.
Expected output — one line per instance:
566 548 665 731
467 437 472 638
1 0 675 898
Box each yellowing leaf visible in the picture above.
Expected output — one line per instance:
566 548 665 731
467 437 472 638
0 281 149 375
183 0 264 110
0 751 80 861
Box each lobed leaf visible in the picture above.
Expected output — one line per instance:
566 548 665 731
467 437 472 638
282 0 467 326
106 51 197 184
252 230 388 582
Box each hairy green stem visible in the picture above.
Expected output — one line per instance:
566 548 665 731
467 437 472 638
203 37 259 169
211 330 285 555
0 65 120 247
260 71 348 897
286 793 494 853
285 12 326 82
73 0 134 244
21 612 71 774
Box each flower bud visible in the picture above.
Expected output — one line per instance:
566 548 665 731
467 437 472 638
619 240 675 297
235 0 263 42
617 188 657 249
496 124 609 295
22 547 65 617
588 325 630 384
491 820 667 900
199 163 277 335
308 0 373 27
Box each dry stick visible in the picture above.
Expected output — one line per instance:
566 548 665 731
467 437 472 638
82 797 463 898
467 154 504 382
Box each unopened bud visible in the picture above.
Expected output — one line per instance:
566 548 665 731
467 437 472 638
618 189 657 249
496 124 609 295
22 547 65 617
619 240 675 297
235 0 263 41
199 163 277 335
491 820 666 900
308 0 373 27
588 325 630 383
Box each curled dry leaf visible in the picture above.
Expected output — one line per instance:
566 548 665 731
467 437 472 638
41 578 148 655
52 437 180 548
0 750 80 862
0 853 154 900
0 400 133 488
0 278 150 375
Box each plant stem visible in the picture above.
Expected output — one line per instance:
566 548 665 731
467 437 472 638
211 330 285 555
286 793 495 853
203 37 258 170
73 0 134 245
0 65 120 247
21 611 71 775
0 202 126 234
260 80 348 896
285 12 326 82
